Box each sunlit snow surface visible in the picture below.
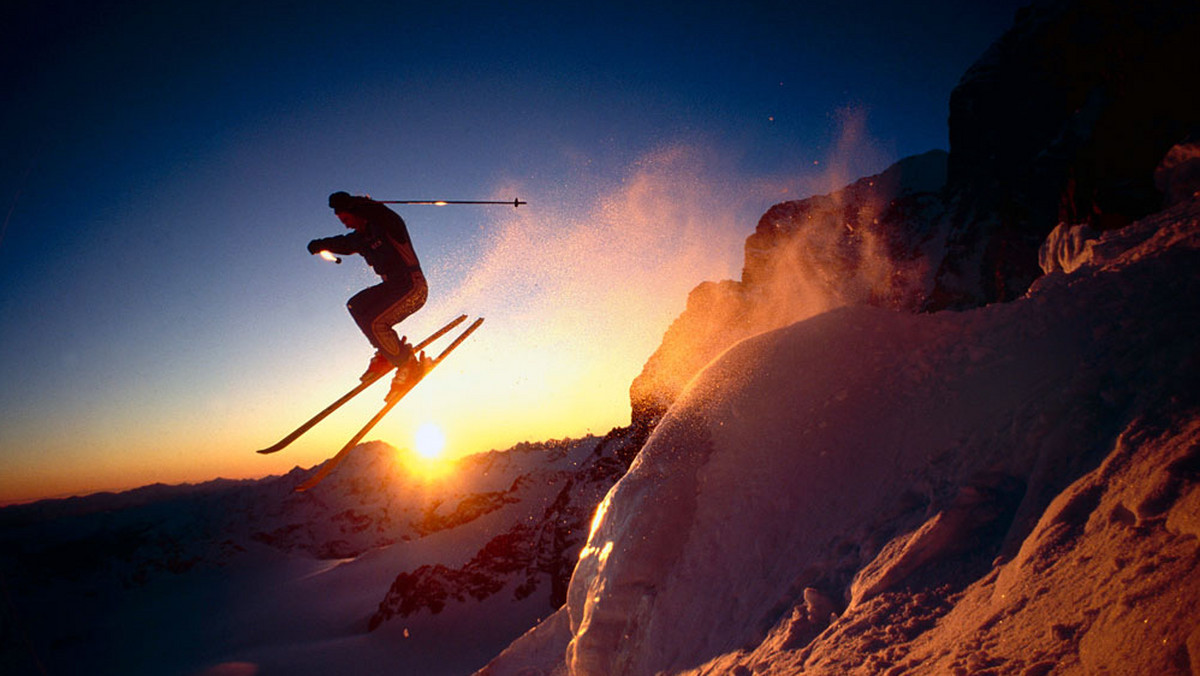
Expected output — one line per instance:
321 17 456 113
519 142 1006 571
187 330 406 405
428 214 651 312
484 201 1200 675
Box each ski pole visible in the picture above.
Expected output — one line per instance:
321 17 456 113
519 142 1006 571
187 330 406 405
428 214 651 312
379 198 527 208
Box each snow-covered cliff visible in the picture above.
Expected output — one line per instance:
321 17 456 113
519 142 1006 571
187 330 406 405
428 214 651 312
482 186 1200 676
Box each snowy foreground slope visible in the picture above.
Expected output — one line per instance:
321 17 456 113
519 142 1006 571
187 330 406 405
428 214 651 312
481 200 1200 675
0 433 636 675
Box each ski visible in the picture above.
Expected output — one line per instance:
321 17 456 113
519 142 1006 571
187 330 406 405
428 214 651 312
255 314 469 455
294 317 484 492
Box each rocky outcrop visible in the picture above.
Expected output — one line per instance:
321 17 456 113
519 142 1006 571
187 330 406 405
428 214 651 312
631 0 1200 428
743 149 949 301
630 150 948 429
933 0 1200 308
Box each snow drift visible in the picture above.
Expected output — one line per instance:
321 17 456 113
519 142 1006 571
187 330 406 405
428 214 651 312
481 200 1200 675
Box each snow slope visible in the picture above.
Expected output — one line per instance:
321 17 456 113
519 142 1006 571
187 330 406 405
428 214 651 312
481 199 1200 675
0 433 636 676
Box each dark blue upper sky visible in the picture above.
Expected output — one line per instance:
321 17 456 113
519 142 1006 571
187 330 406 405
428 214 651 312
0 0 1030 501
4 0 1025 195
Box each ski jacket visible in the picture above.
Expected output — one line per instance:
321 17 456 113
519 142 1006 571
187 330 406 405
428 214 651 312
309 201 422 282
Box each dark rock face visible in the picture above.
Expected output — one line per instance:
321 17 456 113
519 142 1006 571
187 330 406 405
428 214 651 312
1155 141 1200 207
745 150 950 303
934 0 1200 308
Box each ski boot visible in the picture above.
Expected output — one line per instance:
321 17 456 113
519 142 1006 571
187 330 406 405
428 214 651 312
386 349 431 403
360 350 393 382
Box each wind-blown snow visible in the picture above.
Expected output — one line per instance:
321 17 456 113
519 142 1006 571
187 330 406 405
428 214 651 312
482 199 1200 675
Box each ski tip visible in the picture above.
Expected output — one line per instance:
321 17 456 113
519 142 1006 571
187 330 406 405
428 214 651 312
294 474 322 492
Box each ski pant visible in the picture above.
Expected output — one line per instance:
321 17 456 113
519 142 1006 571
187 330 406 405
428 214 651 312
346 272 428 367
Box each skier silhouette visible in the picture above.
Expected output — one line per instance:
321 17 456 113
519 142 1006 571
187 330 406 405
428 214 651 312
308 191 428 397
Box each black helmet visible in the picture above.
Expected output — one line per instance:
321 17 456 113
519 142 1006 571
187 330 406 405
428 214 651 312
328 191 357 213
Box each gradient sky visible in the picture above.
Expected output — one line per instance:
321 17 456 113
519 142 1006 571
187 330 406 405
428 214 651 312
0 0 1028 503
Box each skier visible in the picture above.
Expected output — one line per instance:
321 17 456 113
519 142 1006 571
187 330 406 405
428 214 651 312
308 191 428 397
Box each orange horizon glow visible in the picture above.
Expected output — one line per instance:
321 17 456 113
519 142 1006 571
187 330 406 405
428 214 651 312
0 142 821 507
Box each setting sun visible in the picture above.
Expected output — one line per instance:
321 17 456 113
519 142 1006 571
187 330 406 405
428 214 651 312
414 421 447 459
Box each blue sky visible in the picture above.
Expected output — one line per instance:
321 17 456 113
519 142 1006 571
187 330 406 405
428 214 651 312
0 0 1028 502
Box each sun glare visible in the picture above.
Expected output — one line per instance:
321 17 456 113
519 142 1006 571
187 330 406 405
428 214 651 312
415 421 447 459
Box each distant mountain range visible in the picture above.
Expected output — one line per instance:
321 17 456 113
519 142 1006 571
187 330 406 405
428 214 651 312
0 431 643 675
